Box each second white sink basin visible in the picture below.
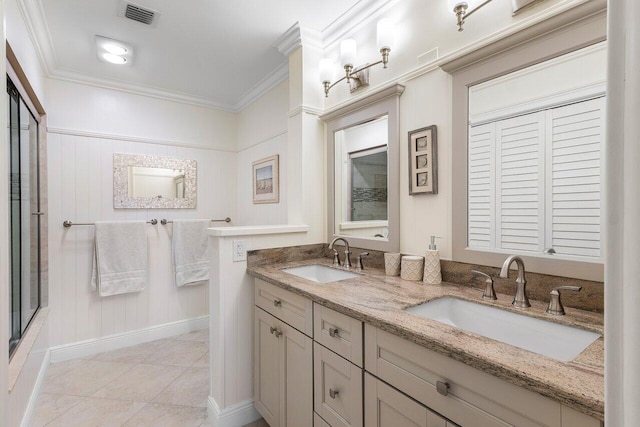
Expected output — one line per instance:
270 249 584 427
406 297 600 362
282 264 360 284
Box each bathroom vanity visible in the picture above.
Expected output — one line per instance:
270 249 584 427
248 258 603 427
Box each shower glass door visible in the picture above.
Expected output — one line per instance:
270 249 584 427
7 76 41 358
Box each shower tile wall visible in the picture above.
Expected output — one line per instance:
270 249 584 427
47 133 237 346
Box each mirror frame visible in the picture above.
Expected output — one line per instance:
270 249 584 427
113 153 197 209
442 3 606 281
321 84 404 252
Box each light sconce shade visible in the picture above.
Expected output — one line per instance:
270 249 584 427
321 19 394 98
376 19 394 51
448 0 469 10
319 59 335 84
340 39 357 68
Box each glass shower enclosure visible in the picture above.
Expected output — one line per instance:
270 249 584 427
7 76 41 358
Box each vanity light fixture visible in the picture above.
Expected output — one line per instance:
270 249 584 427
320 19 395 97
449 0 493 31
96 35 133 65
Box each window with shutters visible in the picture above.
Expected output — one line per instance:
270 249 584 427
467 96 605 262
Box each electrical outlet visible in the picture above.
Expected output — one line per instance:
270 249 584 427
233 240 247 262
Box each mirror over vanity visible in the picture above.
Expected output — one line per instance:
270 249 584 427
447 12 607 281
113 153 197 209
322 85 404 252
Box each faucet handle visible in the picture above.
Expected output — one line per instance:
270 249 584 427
546 286 582 315
331 250 341 267
471 270 497 301
355 252 369 271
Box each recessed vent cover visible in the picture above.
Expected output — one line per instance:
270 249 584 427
118 1 160 27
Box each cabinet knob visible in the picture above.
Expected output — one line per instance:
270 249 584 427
329 388 339 399
328 327 340 338
273 299 282 307
269 327 282 338
436 381 450 396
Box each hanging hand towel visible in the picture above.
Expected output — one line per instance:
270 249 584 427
91 221 148 297
172 219 210 287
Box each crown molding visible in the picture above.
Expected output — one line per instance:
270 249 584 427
16 0 57 75
320 0 395 49
319 83 405 122
232 62 289 111
273 22 323 56
50 68 238 111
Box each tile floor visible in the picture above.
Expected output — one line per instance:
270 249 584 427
33 329 269 427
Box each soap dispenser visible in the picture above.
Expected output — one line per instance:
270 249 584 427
423 236 442 285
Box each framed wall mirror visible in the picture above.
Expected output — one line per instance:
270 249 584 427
322 84 404 252
445 5 606 280
113 153 197 209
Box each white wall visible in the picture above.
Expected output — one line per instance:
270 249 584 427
46 79 238 152
46 79 239 346
236 80 289 225
320 0 590 259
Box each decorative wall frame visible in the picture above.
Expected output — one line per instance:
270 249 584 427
252 154 279 204
113 153 197 209
408 125 438 195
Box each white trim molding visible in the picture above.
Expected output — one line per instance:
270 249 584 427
207 224 309 237
49 316 209 363
233 62 290 112
207 397 261 427
19 349 50 427
273 23 323 57
46 127 237 152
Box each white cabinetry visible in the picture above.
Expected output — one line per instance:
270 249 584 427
254 280 313 427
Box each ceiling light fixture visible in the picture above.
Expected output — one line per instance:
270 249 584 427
320 19 395 97
96 35 133 65
449 0 493 31
102 53 128 64
103 43 128 55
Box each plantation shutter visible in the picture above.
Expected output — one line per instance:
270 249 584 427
546 97 605 258
495 112 545 253
468 123 495 249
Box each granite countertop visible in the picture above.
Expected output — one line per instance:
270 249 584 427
247 257 604 421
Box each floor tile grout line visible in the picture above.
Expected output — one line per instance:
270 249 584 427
120 400 150 426
39 394 87 427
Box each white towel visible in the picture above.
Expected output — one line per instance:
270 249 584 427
91 221 148 297
172 220 210 287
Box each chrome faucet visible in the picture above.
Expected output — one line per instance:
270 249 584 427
329 237 352 268
499 255 531 308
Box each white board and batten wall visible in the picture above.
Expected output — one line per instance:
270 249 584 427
46 79 238 347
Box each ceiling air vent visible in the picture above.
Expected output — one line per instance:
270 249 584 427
118 1 160 27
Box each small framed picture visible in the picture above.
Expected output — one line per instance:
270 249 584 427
252 155 279 204
408 126 438 195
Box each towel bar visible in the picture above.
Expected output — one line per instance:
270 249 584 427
63 219 158 228
160 217 231 225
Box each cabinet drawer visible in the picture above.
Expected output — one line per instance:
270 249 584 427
314 303 363 367
255 278 313 337
364 373 454 427
314 343 363 427
315 412 331 427
365 325 561 427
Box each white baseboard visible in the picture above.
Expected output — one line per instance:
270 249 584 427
49 315 209 363
20 348 51 427
207 397 261 427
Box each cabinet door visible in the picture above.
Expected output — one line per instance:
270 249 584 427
281 321 313 427
314 343 363 427
255 308 281 427
365 373 449 427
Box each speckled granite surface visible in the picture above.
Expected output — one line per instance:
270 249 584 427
247 257 604 421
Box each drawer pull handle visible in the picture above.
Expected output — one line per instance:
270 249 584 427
269 327 282 338
328 327 340 338
436 381 450 397
273 299 282 307
329 388 339 399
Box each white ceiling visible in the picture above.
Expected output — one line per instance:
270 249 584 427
37 0 364 110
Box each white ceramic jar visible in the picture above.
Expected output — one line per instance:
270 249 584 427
401 255 425 281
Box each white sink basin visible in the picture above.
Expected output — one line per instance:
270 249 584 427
282 264 360 284
406 297 600 362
